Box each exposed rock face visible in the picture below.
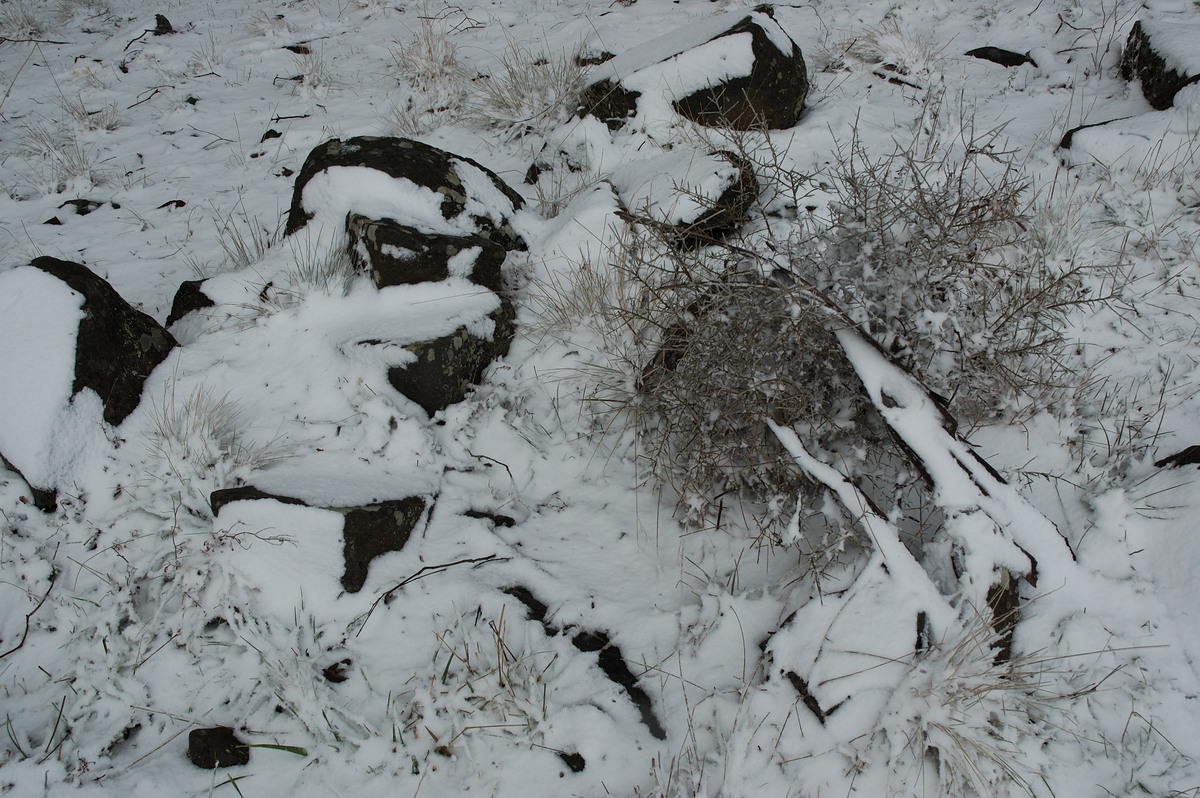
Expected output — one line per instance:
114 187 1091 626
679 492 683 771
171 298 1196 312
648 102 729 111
340 497 427 593
965 46 1036 68
286 136 524 414
30 257 177 426
210 487 427 593
166 278 216 326
387 299 516 416
1121 18 1200 110
345 214 507 291
284 135 525 251
579 8 808 131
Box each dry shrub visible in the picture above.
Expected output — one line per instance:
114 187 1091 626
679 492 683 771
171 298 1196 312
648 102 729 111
791 122 1092 421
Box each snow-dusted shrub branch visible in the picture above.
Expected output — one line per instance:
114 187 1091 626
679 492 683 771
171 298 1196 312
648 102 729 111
790 119 1102 422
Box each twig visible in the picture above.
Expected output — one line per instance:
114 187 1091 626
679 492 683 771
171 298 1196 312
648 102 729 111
0 577 54 659
0 36 69 45
353 555 502 636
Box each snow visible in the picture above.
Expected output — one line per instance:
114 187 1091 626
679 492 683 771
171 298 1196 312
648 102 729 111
609 150 745 226
1137 16 1200 77
0 266 96 489
2 0 1200 796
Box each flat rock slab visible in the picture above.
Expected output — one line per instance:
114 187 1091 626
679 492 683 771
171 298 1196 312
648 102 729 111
187 727 249 769
211 487 428 595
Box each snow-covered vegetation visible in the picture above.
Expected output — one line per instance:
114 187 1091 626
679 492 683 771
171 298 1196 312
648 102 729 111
3 1 1200 796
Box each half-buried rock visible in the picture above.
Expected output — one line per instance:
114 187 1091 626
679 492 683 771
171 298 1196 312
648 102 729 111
580 6 808 131
0 258 176 508
285 135 525 252
285 136 524 414
210 485 428 594
1122 17 1200 110
608 149 758 244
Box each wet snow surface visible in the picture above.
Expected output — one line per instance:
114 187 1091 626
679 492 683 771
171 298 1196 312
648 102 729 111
3 1 1200 796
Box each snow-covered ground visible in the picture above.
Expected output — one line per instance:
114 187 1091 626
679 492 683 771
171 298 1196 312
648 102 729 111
3 0 1200 795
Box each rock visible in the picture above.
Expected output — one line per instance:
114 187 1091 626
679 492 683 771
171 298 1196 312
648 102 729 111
1057 116 1133 149
387 299 515 416
187 727 248 769
166 278 216 326
28 258 177 427
210 485 307 517
1121 18 1200 110
965 46 1035 68
609 149 758 244
579 7 808 130
1155 445 1200 468
153 14 175 36
210 486 427 593
340 497 427 593
345 214 507 291
284 136 525 252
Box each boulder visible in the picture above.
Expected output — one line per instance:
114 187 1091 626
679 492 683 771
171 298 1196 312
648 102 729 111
609 149 758 244
387 299 516 416
284 136 523 414
0 259 176 507
284 135 525 252
340 497 427 593
345 214 507 291
579 7 808 131
28 258 176 426
1121 18 1200 110
964 46 1035 68
166 278 216 326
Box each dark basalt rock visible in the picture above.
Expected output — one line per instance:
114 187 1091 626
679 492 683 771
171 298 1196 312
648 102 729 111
340 497 426 593
285 136 525 252
166 278 216 326
1121 19 1200 110
345 214 507 291
0 453 56 512
503 585 667 740
965 46 1036 68
387 299 515 416
580 8 808 131
187 727 248 769
210 488 426 593
209 485 307 517
1057 117 1134 150
29 257 176 427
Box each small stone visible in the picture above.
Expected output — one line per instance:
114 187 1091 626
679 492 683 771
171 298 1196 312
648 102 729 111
187 727 249 769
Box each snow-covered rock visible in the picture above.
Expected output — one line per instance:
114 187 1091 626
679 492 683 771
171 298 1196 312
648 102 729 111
0 259 175 505
609 149 758 243
579 7 808 130
285 135 525 252
1121 16 1200 109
